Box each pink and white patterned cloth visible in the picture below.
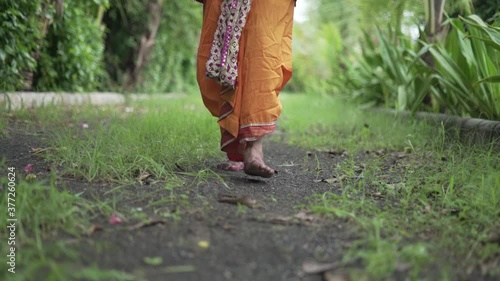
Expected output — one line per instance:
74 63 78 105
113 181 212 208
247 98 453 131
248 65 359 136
205 0 252 88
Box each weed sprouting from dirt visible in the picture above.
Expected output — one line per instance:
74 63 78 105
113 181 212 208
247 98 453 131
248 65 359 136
0 172 134 280
2 93 499 280
43 96 222 182
280 94 500 280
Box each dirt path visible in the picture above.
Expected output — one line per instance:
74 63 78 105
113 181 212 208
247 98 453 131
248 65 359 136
2 126 362 281
5 120 498 281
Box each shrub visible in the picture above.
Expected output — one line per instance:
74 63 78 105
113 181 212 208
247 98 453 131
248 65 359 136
337 15 500 120
0 0 42 91
34 0 106 92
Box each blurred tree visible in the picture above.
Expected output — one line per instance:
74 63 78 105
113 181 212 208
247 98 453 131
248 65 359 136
138 1 202 93
309 0 424 46
103 0 201 93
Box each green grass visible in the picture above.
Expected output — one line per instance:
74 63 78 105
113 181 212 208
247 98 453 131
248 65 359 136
0 165 138 281
279 93 435 152
281 94 500 280
3 93 498 280
0 96 223 280
42 95 222 182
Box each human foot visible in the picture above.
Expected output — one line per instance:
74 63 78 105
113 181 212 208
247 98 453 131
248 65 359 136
217 160 244 171
243 138 276 178
243 160 276 178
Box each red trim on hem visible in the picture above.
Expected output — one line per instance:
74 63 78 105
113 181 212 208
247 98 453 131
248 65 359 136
239 124 276 141
227 153 243 162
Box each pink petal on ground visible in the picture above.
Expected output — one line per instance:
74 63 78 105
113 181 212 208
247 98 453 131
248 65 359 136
109 214 123 225
24 164 33 173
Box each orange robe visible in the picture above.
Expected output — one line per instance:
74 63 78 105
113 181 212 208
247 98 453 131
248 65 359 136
197 0 294 160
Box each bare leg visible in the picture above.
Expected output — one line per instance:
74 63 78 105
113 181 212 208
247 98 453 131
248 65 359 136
243 138 276 178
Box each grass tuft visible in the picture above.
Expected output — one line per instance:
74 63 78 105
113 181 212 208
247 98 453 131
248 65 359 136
280 93 500 280
46 96 222 182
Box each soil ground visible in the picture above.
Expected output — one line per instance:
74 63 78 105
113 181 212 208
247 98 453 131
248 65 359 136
1 122 497 281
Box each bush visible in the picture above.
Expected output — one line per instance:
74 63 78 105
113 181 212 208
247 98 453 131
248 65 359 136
34 0 106 92
337 16 500 120
0 0 42 91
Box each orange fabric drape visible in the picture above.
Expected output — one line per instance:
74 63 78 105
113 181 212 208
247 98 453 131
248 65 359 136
197 0 294 157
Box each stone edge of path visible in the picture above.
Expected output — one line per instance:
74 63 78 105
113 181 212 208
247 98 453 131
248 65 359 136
380 109 500 146
0 92 185 109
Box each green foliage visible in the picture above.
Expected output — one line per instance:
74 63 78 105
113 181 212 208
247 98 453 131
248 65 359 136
340 28 434 112
139 1 202 93
0 0 42 91
35 0 106 92
333 15 500 120
102 0 150 86
429 15 500 119
309 0 424 46
288 22 344 94
446 0 473 16
103 0 202 93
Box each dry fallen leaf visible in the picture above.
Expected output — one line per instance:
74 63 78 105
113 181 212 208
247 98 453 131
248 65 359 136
138 171 151 181
86 224 103 235
301 260 339 275
137 171 154 184
271 216 293 224
128 218 167 230
217 194 257 208
425 205 431 213
271 211 316 225
324 271 351 281
314 175 347 184
31 147 48 154
394 152 407 159
294 211 315 222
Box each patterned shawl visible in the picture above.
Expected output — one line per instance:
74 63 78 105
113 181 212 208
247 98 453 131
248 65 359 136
205 0 252 88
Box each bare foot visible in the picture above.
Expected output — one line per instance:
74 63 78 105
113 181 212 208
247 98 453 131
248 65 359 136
244 160 276 178
243 138 276 178
217 160 244 171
